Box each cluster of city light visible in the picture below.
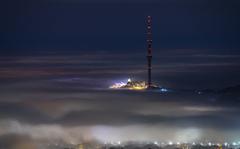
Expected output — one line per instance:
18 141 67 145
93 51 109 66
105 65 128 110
104 141 240 147
129 86 147 90
109 82 127 89
128 83 148 90
61 140 240 149
109 78 147 90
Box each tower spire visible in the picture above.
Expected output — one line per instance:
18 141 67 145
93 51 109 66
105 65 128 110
147 16 152 88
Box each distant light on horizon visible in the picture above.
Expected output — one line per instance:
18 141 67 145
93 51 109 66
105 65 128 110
208 142 212 146
224 142 228 146
232 142 237 146
168 141 173 145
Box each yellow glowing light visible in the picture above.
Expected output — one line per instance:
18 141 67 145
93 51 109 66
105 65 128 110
129 85 147 90
79 144 84 149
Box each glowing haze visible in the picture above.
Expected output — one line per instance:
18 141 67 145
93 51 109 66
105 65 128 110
1 0 240 147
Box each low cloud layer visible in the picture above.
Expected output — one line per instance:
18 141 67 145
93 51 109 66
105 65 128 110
0 85 240 144
0 51 239 145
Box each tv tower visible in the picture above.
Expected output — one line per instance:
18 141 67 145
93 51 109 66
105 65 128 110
147 16 153 88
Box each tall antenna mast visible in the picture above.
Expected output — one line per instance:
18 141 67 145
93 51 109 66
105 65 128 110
147 16 152 88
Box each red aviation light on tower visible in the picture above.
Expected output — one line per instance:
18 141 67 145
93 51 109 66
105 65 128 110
147 16 153 88
109 16 161 90
147 16 152 57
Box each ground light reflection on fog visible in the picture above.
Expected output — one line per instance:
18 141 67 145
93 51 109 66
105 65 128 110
0 77 240 148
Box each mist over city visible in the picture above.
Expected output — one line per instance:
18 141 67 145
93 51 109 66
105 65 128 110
0 0 240 148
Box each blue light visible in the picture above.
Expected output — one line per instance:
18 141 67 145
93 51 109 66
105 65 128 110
160 88 168 92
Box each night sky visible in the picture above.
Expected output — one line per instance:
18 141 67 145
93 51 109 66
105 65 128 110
0 0 240 147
